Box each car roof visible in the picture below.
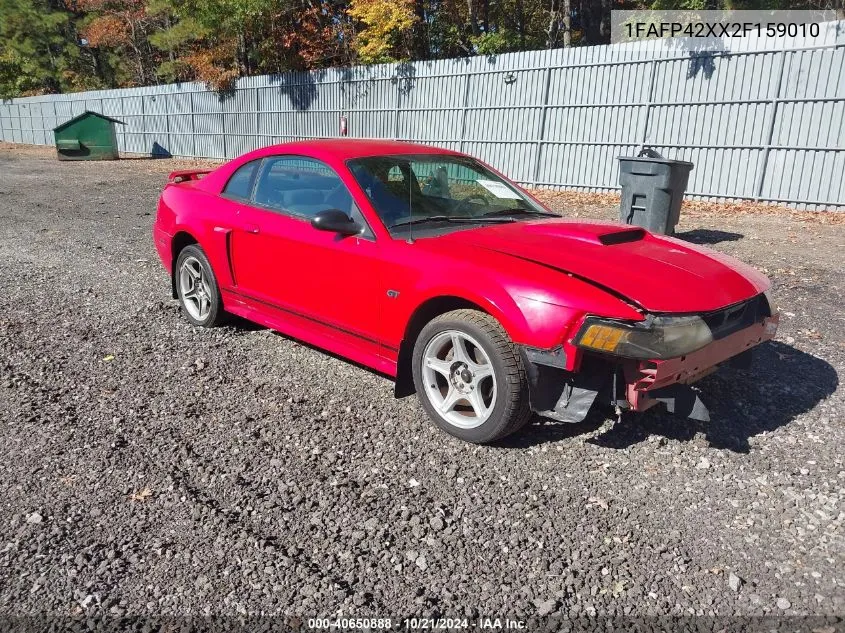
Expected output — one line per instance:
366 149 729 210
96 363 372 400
251 139 463 161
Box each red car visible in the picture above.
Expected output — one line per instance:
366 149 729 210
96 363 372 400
153 140 779 443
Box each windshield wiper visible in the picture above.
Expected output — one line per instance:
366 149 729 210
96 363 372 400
389 215 515 229
481 208 559 218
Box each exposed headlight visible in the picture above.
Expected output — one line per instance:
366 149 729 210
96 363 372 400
574 315 713 360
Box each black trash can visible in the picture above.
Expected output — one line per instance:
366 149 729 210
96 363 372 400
618 150 694 235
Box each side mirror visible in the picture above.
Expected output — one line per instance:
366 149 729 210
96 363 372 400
311 209 363 236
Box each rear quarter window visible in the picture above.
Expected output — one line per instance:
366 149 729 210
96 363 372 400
223 161 259 199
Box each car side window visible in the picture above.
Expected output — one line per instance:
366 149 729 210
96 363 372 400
251 156 374 239
222 160 258 200
253 157 345 218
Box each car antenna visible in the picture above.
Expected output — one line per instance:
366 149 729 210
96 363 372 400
406 161 415 244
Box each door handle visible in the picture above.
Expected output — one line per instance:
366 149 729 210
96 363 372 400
242 223 260 234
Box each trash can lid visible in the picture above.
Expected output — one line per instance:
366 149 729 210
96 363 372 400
617 155 695 167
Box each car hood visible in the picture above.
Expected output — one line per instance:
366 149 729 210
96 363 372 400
432 219 769 313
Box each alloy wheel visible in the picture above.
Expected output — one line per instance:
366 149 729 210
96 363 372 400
179 255 212 322
421 329 497 429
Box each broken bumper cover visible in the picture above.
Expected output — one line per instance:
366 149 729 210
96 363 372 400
624 314 779 417
519 313 779 424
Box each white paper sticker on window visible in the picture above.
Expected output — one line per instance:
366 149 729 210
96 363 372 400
476 179 522 199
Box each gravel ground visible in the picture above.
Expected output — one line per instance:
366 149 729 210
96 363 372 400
0 147 842 624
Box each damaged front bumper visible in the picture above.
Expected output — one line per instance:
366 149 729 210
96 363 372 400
519 311 779 424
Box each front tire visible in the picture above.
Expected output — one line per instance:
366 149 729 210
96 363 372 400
175 244 226 327
412 309 531 443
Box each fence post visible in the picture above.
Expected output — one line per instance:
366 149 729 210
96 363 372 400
393 70 401 141
754 52 787 201
255 85 261 149
341 71 347 140
221 92 228 160
188 91 197 158
52 100 59 146
639 59 658 150
532 63 553 186
140 94 147 155
458 72 471 153
118 96 125 152
164 93 172 156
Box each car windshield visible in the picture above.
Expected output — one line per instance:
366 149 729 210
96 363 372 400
347 154 551 234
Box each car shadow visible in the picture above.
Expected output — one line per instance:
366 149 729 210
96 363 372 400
496 408 607 448
226 315 267 332
675 228 744 244
116 156 172 161
507 342 838 453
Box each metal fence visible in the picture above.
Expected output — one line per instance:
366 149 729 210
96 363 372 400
1 21 843 209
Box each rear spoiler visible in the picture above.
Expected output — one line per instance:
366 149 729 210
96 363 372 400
168 169 211 183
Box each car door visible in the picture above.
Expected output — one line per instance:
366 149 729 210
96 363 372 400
228 155 383 353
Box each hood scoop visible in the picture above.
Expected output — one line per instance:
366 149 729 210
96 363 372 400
598 227 646 245
523 221 646 246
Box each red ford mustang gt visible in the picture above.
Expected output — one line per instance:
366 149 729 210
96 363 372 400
153 139 779 443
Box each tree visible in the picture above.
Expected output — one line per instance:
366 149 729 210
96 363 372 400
255 0 357 72
2 0 838 98
348 0 418 63
0 0 101 95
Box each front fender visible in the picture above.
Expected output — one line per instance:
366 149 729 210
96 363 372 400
388 277 630 375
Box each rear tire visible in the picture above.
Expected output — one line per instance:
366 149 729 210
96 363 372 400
412 309 531 443
175 244 226 327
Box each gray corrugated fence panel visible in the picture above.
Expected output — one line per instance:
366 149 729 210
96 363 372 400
17 103 29 144
6 105 15 144
464 140 537 183
756 45 845 208
120 94 145 154
1 22 843 209
644 49 778 200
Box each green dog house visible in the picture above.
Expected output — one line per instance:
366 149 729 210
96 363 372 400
53 111 124 160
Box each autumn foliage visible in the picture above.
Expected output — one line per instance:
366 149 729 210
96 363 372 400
348 0 417 63
4 0 834 98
